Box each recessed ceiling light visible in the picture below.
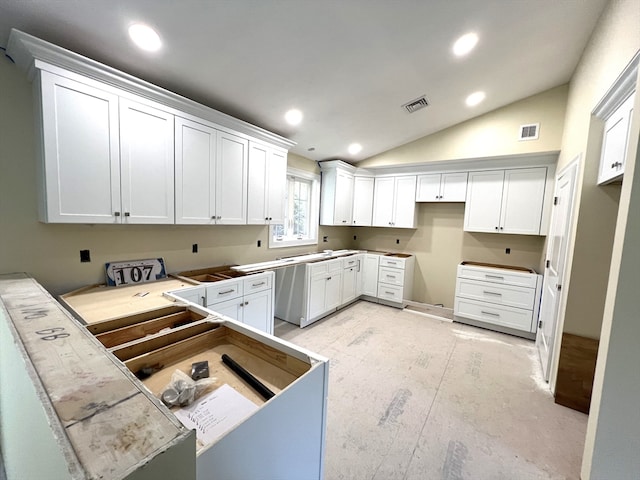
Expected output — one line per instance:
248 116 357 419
465 91 486 107
453 32 478 57
128 24 162 52
348 143 362 155
285 109 303 126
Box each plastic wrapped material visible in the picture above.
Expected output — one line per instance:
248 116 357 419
160 369 218 407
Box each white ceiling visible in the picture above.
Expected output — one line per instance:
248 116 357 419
0 1 608 162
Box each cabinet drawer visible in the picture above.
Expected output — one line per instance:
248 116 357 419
206 280 243 305
326 258 343 273
243 273 272 294
457 265 538 288
379 257 406 269
379 267 404 286
342 256 360 269
454 297 534 332
455 278 535 310
378 283 403 302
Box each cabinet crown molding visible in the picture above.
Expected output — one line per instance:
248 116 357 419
593 50 639 120
7 28 295 151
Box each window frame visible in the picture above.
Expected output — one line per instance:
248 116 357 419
269 167 320 249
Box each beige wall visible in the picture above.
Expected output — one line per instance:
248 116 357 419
359 84 568 168
0 60 352 296
355 203 545 307
554 0 640 340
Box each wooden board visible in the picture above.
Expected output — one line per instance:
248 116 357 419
554 332 599 413
0 273 191 479
61 278 197 324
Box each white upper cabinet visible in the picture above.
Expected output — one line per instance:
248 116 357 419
352 176 375 226
416 172 468 202
37 70 121 223
320 161 356 226
119 98 175 224
247 142 287 225
464 167 547 235
216 131 249 225
598 92 635 185
175 117 217 224
372 175 417 228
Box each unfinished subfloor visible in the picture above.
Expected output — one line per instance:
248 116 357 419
276 301 587 480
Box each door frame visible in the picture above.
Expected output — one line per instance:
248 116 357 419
539 155 581 391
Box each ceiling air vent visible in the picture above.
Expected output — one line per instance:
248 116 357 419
402 95 429 113
519 123 540 141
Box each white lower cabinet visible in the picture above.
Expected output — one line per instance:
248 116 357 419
308 259 342 325
376 255 414 307
361 254 380 297
341 256 360 306
454 262 542 338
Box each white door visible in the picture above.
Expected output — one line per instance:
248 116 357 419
500 167 547 235
216 131 248 225
440 172 468 202
362 254 380 297
243 290 272 334
415 174 441 202
120 98 175 224
39 71 121 223
334 171 354 225
352 176 374 226
307 273 328 323
393 176 417 227
175 117 217 224
372 177 395 227
266 149 287 225
341 267 357 305
536 160 578 381
247 142 269 224
211 298 243 322
464 170 504 232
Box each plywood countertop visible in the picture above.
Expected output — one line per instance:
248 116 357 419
61 277 198 325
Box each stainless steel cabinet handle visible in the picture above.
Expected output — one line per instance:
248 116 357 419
252 282 266 287
218 289 235 295
201 296 206 306
485 275 504 280
481 310 500 317
483 291 502 296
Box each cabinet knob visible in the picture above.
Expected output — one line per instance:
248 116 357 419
265 217 269 220
218 216 222 220
212 215 216 219
114 211 121 217
499 226 503 230
495 226 499 230
124 212 130 217
269 217 272 221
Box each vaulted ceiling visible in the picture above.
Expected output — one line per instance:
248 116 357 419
0 0 608 162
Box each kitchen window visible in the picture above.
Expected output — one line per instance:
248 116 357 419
270 168 320 248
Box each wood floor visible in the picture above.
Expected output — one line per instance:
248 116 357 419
276 301 587 480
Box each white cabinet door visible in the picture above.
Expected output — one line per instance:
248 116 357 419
308 273 328 321
325 272 342 311
266 149 287 225
341 266 357 306
211 297 243 321
352 176 374 226
243 289 273 334
393 176 417 228
168 286 206 307
216 131 248 225
372 177 395 227
119 98 175 224
38 71 121 223
415 174 441 202
440 172 468 202
175 117 217 224
247 143 286 225
464 170 504 233
598 92 635 184
362 254 380 297
334 171 354 225
500 168 546 235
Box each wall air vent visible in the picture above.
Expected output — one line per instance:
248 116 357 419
402 95 429 113
519 123 540 141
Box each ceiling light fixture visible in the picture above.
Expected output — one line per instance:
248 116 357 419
128 23 162 52
465 91 486 107
348 143 362 155
285 109 303 126
453 32 479 57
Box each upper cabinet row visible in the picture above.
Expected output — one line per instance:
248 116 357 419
36 69 287 224
320 161 550 235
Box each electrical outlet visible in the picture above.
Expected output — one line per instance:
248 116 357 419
505 248 511 254
353 235 357 241
80 249 91 263
396 239 400 244
257 240 261 247
192 243 198 253
323 236 328 242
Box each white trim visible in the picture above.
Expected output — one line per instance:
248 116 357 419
593 50 639 120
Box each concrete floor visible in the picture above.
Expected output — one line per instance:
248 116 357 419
276 301 587 480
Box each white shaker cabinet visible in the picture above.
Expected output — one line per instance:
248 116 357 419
464 167 547 235
247 142 287 225
175 117 217 224
416 172 467 202
341 256 360 306
372 175 417 228
361 254 380 298
216 131 248 225
597 92 635 185
320 161 355 226
36 70 121 223
119 98 175 224
352 176 375 226
307 259 343 325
